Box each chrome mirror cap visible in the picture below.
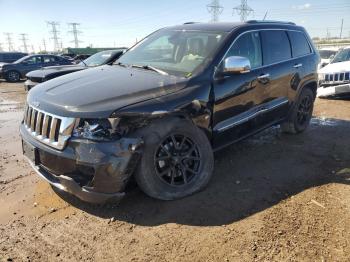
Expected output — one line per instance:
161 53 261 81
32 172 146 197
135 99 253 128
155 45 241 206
223 56 251 74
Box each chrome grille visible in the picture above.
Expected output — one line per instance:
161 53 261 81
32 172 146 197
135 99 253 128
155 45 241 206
324 72 350 84
23 104 77 150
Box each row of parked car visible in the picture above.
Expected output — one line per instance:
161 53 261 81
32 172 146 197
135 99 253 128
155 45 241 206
317 46 350 98
0 49 126 89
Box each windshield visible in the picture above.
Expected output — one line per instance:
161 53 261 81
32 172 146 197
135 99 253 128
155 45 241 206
319 50 337 59
331 49 350 63
13 55 31 64
118 29 228 77
80 51 114 66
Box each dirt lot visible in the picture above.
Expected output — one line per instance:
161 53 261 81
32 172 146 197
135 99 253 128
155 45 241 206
0 81 349 262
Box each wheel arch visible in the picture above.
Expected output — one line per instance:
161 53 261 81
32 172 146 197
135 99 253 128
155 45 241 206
297 80 318 100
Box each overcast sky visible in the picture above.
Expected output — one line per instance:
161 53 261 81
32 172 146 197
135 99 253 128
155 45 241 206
0 0 349 52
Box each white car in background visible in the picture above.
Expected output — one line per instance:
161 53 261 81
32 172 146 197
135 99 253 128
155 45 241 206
318 47 350 98
318 48 338 69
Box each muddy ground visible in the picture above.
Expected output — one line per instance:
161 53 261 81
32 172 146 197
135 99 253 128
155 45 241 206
0 80 349 262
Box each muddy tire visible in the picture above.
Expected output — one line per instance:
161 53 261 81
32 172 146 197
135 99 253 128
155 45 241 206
134 118 214 200
282 88 314 134
5 70 21 82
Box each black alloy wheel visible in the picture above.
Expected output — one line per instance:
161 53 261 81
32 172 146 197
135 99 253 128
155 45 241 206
281 88 315 134
134 118 214 200
154 134 201 186
296 95 313 126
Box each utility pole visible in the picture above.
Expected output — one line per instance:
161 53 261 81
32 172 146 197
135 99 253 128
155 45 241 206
4 33 14 51
42 39 47 52
233 0 254 22
47 21 60 52
339 18 344 39
326 28 330 40
207 0 224 22
68 22 82 48
19 33 29 53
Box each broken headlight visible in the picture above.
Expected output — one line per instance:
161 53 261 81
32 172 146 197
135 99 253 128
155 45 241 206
72 118 121 141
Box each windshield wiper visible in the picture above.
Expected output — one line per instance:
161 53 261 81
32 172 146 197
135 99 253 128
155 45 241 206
115 62 127 67
131 64 168 75
80 60 88 67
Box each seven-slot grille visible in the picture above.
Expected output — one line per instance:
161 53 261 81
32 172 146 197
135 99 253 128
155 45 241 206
324 72 350 84
23 104 77 150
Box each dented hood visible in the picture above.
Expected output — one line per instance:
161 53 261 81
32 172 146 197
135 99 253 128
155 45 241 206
27 65 188 118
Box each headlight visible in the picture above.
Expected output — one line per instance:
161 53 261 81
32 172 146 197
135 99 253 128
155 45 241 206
72 118 121 141
318 73 325 81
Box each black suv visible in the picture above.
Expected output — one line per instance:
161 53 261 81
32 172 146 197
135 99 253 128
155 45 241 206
21 21 318 203
0 54 72 82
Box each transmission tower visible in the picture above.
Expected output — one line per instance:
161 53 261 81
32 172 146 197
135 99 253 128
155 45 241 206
47 21 60 52
233 0 253 22
68 22 82 48
4 33 14 51
19 33 29 53
207 0 224 22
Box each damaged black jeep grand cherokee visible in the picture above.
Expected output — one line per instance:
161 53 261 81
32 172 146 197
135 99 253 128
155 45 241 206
21 21 318 203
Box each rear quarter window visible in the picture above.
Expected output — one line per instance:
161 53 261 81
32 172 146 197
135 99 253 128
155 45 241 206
261 30 292 65
288 31 311 57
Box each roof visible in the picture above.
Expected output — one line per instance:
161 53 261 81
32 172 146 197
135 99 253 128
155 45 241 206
165 20 299 32
167 22 243 32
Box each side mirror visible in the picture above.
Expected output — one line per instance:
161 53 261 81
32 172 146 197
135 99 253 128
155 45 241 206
223 56 251 74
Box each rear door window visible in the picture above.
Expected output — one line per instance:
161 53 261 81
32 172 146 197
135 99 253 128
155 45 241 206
25 56 42 65
43 56 56 63
261 30 292 65
288 31 311 57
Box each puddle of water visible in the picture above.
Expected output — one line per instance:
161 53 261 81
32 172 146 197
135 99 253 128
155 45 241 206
311 117 343 127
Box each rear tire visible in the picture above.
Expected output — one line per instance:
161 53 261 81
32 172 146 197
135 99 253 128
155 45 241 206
5 70 21 82
134 118 214 200
282 88 314 134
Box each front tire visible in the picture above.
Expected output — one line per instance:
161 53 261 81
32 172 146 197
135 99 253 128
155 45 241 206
282 88 315 134
134 118 214 200
5 70 21 82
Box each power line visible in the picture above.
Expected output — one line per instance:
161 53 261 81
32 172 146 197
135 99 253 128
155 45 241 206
68 22 82 48
207 0 224 22
47 21 60 52
233 0 254 22
19 33 29 53
4 33 14 51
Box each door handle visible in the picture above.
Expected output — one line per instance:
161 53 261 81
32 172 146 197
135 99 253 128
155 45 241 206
257 74 270 79
293 63 303 68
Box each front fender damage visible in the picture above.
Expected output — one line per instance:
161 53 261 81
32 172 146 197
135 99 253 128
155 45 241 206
70 137 144 196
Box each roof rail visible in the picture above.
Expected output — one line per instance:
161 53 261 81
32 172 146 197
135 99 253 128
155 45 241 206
183 22 199 25
246 20 296 25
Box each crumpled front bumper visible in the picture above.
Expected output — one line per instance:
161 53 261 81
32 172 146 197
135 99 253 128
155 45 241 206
317 83 350 98
20 124 143 204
